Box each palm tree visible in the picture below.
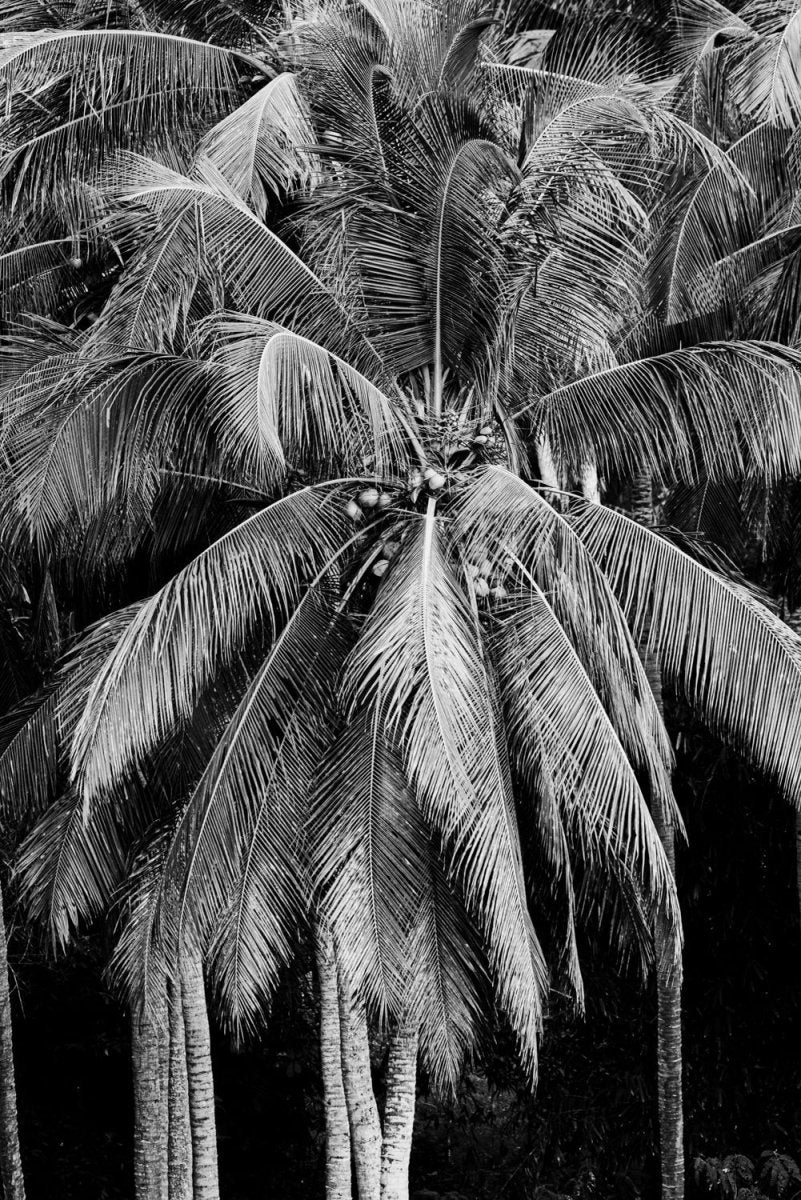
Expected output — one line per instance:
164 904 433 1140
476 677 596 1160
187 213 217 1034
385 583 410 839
5 3 801 1199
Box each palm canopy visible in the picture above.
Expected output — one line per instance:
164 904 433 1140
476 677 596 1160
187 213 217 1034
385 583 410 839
4 0 801 1090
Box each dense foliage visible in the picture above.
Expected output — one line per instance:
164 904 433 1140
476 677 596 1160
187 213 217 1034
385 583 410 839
3 0 801 1198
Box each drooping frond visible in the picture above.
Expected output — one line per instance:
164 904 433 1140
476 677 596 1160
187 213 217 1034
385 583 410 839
572 499 801 807
454 467 675 796
70 482 355 801
203 313 412 477
516 341 801 485
0 29 240 227
729 0 801 127
138 590 352 1028
310 705 487 1087
0 687 58 819
198 73 318 218
491 581 677 925
310 708 423 1018
94 156 386 374
342 502 547 1079
15 787 131 953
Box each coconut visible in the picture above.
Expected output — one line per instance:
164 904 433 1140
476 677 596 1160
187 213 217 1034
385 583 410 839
68 256 83 269
480 425 493 436
474 577 490 598
372 560 389 577
358 487 380 508
383 541 401 560
472 434 489 445
422 466 435 480
491 584 508 601
427 471 446 490
345 500 362 520
376 492 392 510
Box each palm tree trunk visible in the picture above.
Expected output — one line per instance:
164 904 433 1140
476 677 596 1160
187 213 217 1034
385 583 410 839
632 471 685 1200
132 992 169 1200
337 963 382 1200
314 926 352 1200
795 810 801 935
783 610 801 936
180 952 220 1200
168 976 192 1200
380 1025 418 1200
0 883 25 1200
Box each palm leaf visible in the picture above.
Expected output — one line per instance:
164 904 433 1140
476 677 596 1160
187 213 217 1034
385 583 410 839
342 503 548 1078
198 72 318 218
515 341 801 484
70 482 355 801
572 497 801 806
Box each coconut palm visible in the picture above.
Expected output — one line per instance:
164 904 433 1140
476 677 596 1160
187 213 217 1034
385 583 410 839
5 2 801 1199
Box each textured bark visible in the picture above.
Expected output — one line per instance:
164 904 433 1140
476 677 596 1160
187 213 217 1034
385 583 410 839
633 472 685 1200
0 883 25 1200
380 1026 418 1200
314 927 352 1200
337 967 382 1200
132 992 169 1200
167 977 192 1200
181 953 220 1200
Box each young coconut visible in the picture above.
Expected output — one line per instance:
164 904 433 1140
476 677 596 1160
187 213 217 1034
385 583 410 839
427 471 447 490
358 487 380 508
68 256 83 269
474 577 490 598
345 499 362 521
372 560 389 577
376 492 392 510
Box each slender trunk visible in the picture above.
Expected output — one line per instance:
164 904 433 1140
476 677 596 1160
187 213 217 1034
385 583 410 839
783 610 801 935
380 1025 418 1200
180 952 220 1200
579 459 600 505
168 976 192 1200
337 964 382 1200
633 471 685 1200
314 926 352 1200
132 991 169 1200
536 435 561 493
796 810 801 935
0 883 25 1200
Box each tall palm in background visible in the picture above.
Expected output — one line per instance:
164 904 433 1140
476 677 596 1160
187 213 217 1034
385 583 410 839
4 3 801 1200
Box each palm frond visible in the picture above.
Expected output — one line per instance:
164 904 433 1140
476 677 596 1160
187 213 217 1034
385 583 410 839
455 467 675 795
204 312 411 476
0 687 58 819
0 28 240 226
198 72 318 218
70 482 355 801
15 787 132 952
342 503 547 1078
515 341 801 484
132 589 352 1026
729 0 801 127
572 497 801 805
491 581 677 923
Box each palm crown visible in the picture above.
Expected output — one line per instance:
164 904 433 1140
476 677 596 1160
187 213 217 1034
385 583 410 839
4 0 801 1096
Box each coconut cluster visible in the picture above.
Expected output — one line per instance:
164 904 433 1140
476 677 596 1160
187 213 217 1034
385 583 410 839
466 559 508 602
345 487 393 521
